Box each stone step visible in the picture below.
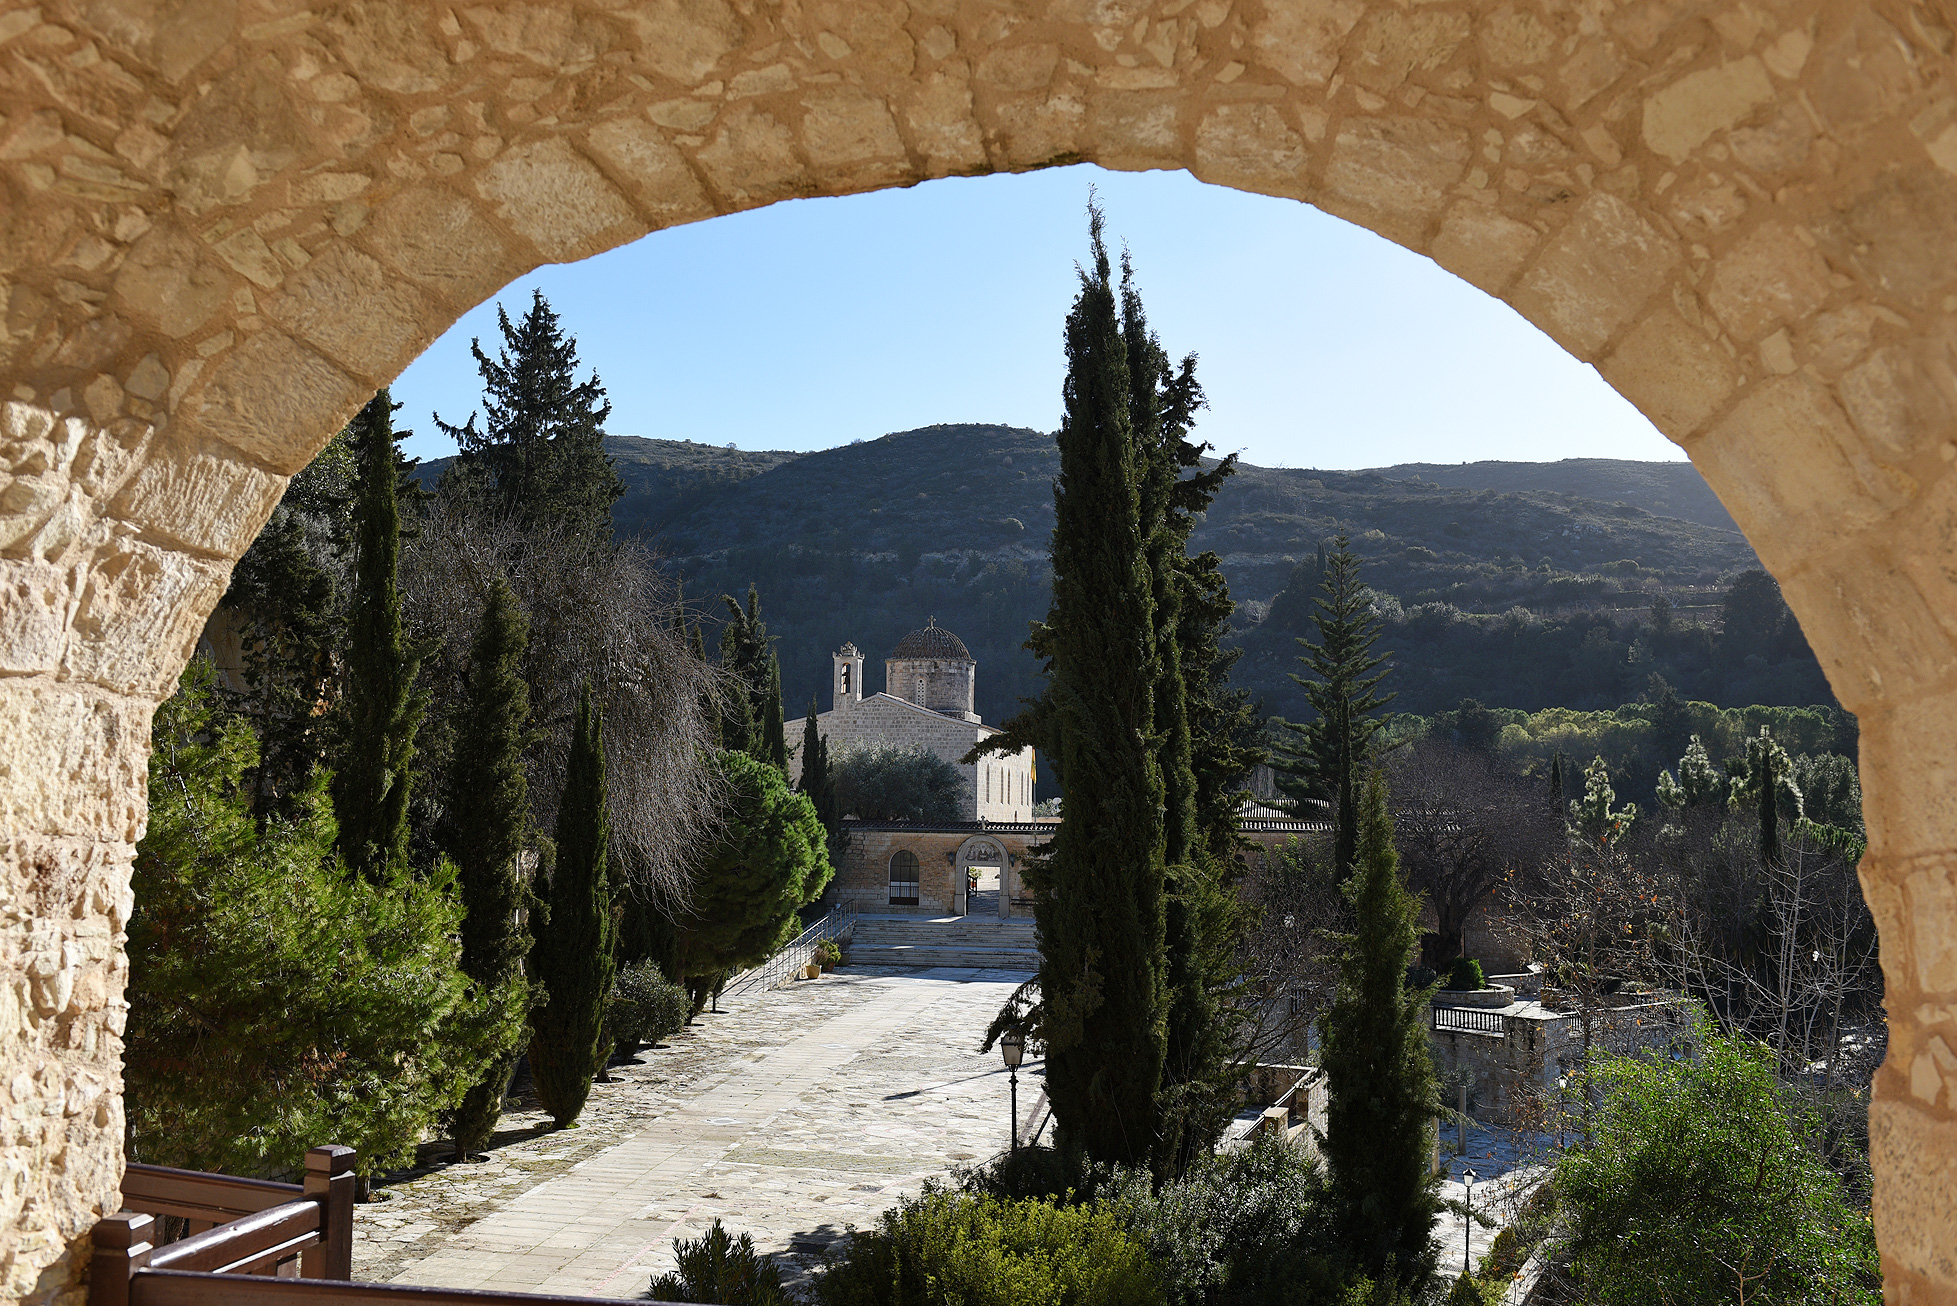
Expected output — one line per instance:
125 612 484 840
851 924 1036 946
844 941 1041 970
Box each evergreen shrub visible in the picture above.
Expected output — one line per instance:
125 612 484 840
650 1219 785 1306
610 962 689 1049
1443 958 1486 992
815 1189 1159 1306
1555 1028 1880 1304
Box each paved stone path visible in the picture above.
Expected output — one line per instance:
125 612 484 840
353 967 1036 1297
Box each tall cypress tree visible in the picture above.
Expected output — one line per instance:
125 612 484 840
759 651 788 774
332 390 428 881
444 578 536 1159
718 586 772 755
797 697 843 855
1273 534 1395 875
432 288 624 538
527 683 615 1128
986 204 1168 1167
1319 770 1441 1289
1120 258 1248 1176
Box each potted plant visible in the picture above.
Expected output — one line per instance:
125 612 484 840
804 960 821 980
816 939 843 973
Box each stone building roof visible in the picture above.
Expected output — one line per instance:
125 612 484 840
890 619 971 661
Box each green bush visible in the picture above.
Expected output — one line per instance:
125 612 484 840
1442 1272 1502 1306
610 961 690 1048
816 938 844 966
651 1219 785 1306
959 1137 1357 1306
1442 958 1486 991
815 1188 1161 1306
127 662 508 1179
1555 1030 1880 1305
1477 1227 1525 1281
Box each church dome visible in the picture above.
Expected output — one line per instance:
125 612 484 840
891 619 971 661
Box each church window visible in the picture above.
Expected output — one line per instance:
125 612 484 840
889 850 920 906
841 664 851 694
984 766 990 804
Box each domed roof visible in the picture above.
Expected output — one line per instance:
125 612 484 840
890 619 972 661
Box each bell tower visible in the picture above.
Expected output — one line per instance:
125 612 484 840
833 642 864 711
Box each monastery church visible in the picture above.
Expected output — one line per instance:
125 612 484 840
784 620 1036 823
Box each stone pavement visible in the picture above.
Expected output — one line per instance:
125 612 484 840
353 966 1037 1297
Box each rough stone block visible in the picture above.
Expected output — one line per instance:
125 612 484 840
1428 202 1539 295
268 246 438 384
1780 555 1957 712
1511 192 1679 358
1321 115 1471 245
1195 104 1308 196
1871 1098 1957 1294
695 106 811 206
109 434 288 559
1859 686 1957 863
0 561 73 679
1641 56 1774 163
1840 343 1952 463
799 90 909 189
1692 372 1912 574
110 221 233 340
179 332 365 477
476 138 650 264
1249 0 1365 87
360 185 520 310
1598 306 1739 439
1704 221 1834 344
0 683 148 843
62 539 228 700
901 73 987 173
584 115 716 227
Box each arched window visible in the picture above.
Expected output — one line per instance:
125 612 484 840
888 850 920 906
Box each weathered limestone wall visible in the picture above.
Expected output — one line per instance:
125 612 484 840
4 0 1957 1299
786 695 1034 821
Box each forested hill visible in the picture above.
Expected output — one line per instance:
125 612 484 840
421 427 1828 729
1369 458 1738 532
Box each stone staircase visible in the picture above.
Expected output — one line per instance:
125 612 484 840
845 915 1041 972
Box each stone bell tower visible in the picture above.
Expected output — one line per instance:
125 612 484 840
833 642 864 711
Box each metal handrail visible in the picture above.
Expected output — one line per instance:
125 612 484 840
722 900 858 998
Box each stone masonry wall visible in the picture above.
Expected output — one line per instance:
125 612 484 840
5 0 1957 1298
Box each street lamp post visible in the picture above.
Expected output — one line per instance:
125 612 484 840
1000 1032 1025 1153
1462 1167 1478 1276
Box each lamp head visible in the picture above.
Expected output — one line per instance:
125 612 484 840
1000 1031 1025 1069
1464 1168 1478 1186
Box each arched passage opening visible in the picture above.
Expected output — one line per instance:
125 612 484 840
3 1 1955 1298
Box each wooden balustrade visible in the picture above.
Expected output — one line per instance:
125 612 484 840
93 1147 355 1306
125 1270 693 1306
91 1147 692 1306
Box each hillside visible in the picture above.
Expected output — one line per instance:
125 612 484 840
416 427 1825 737
1369 458 1738 532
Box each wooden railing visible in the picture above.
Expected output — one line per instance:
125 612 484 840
93 1148 694 1306
94 1147 356 1305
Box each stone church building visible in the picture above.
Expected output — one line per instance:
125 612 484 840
784 621 1036 824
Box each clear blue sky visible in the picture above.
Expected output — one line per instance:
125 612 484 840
390 164 1681 470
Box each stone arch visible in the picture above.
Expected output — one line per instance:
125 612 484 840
5 0 1957 1297
953 834 1010 918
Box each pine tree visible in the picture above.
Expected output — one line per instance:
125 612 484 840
432 288 624 538
985 203 1168 1167
444 578 537 1159
1568 756 1637 853
1734 726 1802 865
332 391 429 881
674 751 832 990
1657 735 1725 813
528 683 616 1127
1318 770 1442 1289
1273 534 1394 874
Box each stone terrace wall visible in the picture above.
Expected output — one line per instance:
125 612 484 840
5 0 1957 1299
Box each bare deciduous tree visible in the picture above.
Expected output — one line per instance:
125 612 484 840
404 500 724 905
1386 740 1559 965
